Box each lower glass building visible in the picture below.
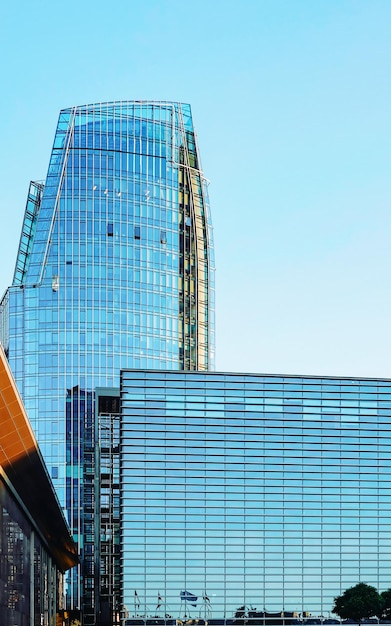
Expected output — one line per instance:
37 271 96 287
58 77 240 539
120 370 391 620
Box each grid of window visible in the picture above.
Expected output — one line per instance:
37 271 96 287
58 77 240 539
0 476 59 626
0 101 215 620
120 371 391 619
97 390 121 626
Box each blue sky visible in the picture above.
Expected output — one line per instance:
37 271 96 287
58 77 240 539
1 0 391 377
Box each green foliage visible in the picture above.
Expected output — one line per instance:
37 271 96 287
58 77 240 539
332 583 382 623
381 588 391 619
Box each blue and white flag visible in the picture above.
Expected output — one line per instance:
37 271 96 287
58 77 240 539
180 590 198 607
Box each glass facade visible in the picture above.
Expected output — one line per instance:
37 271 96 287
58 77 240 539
120 370 391 620
0 101 214 622
0 343 78 626
0 475 62 626
96 389 121 626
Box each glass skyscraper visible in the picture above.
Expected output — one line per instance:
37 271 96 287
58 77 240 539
120 370 391 621
0 101 215 622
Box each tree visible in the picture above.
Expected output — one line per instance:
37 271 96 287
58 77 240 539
332 583 382 624
381 588 391 619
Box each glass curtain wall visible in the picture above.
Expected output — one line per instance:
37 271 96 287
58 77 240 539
0 476 60 626
120 370 391 620
0 101 214 622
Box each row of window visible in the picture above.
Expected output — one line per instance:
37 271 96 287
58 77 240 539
122 374 391 388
